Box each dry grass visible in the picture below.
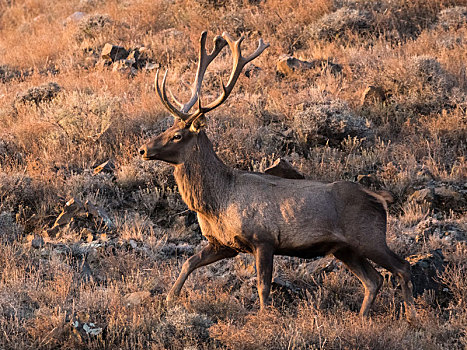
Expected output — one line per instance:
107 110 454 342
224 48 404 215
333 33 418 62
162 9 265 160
0 0 466 349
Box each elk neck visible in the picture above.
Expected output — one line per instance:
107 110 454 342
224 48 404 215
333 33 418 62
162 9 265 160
173 131 234 215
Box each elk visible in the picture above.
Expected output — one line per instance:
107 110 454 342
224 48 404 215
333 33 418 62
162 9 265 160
139 31 415 319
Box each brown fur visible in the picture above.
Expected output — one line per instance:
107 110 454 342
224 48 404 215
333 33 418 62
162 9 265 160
140 125 415 319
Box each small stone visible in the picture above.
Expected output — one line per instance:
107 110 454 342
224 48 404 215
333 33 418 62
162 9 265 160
112 60 137 75
276 55 341 76
31 236 45 249
82 323 102 336
129 239 138 249
409 188 434 204
144 62 159 71
84 200 114 229
53 197 84 227
63 11 86 26
101 43 129 62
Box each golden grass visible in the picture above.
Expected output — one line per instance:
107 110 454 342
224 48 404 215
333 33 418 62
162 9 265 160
0 0 466 348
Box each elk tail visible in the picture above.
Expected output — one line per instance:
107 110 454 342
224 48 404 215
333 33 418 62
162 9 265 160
376 190 394 204
362 189 394 212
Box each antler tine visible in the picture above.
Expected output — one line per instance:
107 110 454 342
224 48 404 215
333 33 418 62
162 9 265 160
155 69 191 121
181 31 228 114
155 32 268 126
188 33 269 118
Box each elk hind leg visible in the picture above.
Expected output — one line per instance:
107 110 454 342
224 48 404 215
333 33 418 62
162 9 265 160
334 248 383 317
366 247 415 320
255 245 274 310
167 243 238 303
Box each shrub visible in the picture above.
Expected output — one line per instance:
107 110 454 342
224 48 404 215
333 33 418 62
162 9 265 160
309 7 372 41
293 93 372 147
437 6 467 30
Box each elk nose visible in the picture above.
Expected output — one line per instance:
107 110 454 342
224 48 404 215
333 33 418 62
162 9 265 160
139 145 147 157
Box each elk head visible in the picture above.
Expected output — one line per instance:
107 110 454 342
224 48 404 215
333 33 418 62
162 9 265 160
139 31 269 164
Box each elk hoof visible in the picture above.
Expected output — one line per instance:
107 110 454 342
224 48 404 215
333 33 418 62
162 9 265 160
166 292 178 306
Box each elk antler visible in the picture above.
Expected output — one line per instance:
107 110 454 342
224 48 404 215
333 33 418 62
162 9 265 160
155 31 269 125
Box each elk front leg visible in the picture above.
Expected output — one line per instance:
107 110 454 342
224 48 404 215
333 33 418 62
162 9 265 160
255 245 274 310
167 243 238 303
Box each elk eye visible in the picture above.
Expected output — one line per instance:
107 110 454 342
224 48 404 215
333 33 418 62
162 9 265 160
172 134 182 141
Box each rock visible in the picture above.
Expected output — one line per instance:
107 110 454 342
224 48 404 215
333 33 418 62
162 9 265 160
14 82 61 106
123 291 151 306
63 11 86 26
46 197 114 236
271 276 302 304
71 312 103 338
82 323 102 336
306 257 339 276
272 276 300 293
101 43 129 62
97 44 155 73
408 188 434 204
126 49 139 65
93 160 115 175
406 249 446 297
112 60 137 75
415 218 466 243
144 62 159 71
276 55 342 76
31 236 45 249
360 85 388 105
264 158 305 179
408 183 466 213
84 200 115 229
159 243 195 257
129 239 138 249
48 197 84 235
244 64 262 78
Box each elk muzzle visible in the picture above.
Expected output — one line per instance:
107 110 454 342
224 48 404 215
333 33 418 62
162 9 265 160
139 144 151 160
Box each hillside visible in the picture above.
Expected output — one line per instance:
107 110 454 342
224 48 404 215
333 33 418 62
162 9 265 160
0 0 466 349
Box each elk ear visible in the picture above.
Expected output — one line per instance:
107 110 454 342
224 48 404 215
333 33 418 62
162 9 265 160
189 115 207 133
